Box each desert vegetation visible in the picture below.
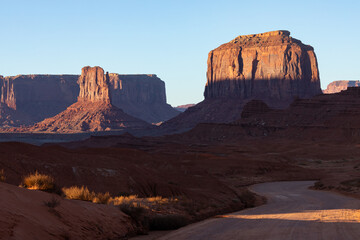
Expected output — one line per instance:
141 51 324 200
22 171 55 192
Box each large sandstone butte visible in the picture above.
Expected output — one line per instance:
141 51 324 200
23 66 151 133
0 72 178 127
161 30 322 133
323 80 360 94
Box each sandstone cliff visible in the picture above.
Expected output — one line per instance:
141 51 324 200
0 74 79 125
323 80 360 94
205 30 321 103
78 66 111 102
20 66 151 133
109 74 179 123
161 31 322 134
0 71 178 127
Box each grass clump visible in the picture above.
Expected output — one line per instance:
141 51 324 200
0 169 5 182
62 186 111 204
22 171 55 192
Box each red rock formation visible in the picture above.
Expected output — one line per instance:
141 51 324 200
175 104 196 112
323 80 360 94
21 66 151 133
0 72 178 127
205 30 321 102
161 31 322 134
78 66 111 103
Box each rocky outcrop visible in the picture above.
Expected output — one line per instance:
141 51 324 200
323 80 360 94
78 66 111 102
0 71 178 127
161 31 322 134
19 66 151 133
205 30 321 103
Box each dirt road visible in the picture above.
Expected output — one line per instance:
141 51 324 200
159 181 360 240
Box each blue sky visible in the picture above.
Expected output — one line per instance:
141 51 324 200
1 0 359 106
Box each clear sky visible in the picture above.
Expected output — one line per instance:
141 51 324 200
1 0 359 106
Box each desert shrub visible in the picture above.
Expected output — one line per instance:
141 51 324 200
0 169 5 182
149 214 188 230
92 192 111 204
44 197 61 208
62 186 112 204
23 171 55 192
62 186 95 202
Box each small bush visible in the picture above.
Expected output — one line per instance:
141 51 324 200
62 186 95 202
149 214 188 230
23 171 55 192
62 186 111 204
119 203 146 221
44 197 61 208
0 169 5 182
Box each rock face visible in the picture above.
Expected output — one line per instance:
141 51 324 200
205 30 321 103
109 74 179 123
0 74 79 125
22 66 151 133
161 31 322 134
323 80 360 94
78 66 111 102
0 71 178 127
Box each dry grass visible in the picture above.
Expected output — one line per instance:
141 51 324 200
0 169 5 182
22 171 55 191
111 195 176 209
62 186 111 204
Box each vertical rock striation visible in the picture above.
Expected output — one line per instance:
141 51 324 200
204 30 321 104
78 66 111 103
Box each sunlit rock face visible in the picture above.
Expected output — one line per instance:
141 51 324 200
78 66 111 103
323 80 360 94
205 30 322 104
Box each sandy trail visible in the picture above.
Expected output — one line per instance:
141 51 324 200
159 181 360 240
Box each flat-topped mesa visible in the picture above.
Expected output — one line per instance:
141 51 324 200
205 30 322 104
323 80 360 94
78 66 111 103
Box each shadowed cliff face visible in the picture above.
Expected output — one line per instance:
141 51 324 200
204 30 321 102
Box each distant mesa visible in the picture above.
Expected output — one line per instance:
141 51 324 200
16 66 151 133
161 30 322 133
175 104 196 112
323 80 360 94
0 68 178 127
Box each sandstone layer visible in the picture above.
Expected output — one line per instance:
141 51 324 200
161 31 322 133
323 80 360 94
22 66 151 133
0 72 178 127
